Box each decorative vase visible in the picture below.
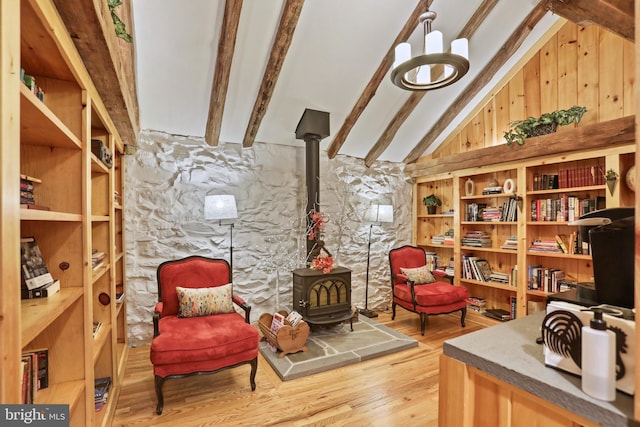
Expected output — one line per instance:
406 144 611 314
606 178 617 196
427 205 437 215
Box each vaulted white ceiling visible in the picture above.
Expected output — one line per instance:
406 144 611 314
132 0 561 163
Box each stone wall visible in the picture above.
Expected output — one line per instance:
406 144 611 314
125 130 412 346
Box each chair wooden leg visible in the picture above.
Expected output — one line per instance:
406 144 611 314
460 307 467 327
154 375 165 415
249 357 258 391
392 302 397 320
420 312 427 336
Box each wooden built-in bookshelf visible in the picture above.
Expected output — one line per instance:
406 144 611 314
413 140 635 324
0 0 127 425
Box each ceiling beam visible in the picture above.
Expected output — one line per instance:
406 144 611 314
325 1 431 159
242 0 304 148
404 115 634 176
205 0 243 147
364 0 499 167
52 0 139 147
403 2 548 164
544 0 634 42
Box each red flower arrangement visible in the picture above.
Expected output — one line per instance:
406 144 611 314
308 209 328 241
309 254 334 274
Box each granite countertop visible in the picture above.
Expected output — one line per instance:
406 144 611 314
443 311 635 427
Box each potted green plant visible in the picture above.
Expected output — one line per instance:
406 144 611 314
423 194 442 214
504 106 587 146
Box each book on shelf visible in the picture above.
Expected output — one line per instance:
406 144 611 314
20 237 54 290
21 279 60 300
92 249 106 269
95 377 112 412
554 234 569 254
93 321 102 338
483 308 511 321
21 348 48 404
474 259 493 282
528 239 563 253
510 296 517 320
501 236 518 250
19 174 42 207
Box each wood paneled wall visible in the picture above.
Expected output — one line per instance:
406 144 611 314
432 22 635 158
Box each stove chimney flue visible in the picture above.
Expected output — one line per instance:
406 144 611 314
295 109 330 258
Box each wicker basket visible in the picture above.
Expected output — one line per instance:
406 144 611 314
525 122 557 138
258 311 310 358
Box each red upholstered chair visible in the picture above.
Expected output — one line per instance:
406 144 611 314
150 256 259 415
389 245 468 335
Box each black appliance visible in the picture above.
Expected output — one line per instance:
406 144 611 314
548 207 635 311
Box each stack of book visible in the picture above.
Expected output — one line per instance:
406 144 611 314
481 206 502 221
461 230 492 247
483 308 511 321
443 229 455 246
20 237 60 299
528 239 563 253
465 296 486 313
431 234 445 245
92 250 106 270
501 236 518 250
95 377 112 412
19 174 48 210
482 186 503 195
488 271 510 284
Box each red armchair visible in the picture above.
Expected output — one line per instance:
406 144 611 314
150 256 259 414
389 245 468 335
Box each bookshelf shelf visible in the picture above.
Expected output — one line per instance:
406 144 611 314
21 288 84 345
461 246 517 254
526 251 591 260
92 326 111 364
461 193 516 200
526 185 605 196
460 278 517 292
20 86 82 149
20 211 83 222
34 380 85 407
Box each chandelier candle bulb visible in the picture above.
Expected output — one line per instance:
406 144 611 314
394 43 411 69
425 30 443 54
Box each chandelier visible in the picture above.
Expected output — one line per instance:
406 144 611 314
390 7 469 91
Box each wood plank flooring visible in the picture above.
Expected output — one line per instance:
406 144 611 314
112 309 488 427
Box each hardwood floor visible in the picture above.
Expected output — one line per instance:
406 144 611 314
112 309 488 426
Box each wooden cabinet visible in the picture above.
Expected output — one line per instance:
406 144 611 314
0 0 128 425
413 145 635 322
439 354 601 427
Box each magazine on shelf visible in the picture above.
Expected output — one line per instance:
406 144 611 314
20 237 54 290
